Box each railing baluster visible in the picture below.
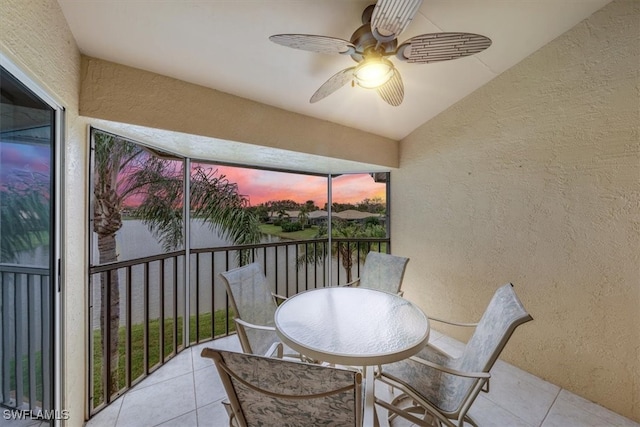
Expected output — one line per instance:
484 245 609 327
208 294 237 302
173 256 178 354
41 275 50 411
28 274 37 408
284 245 289 297
159 260 165 363
126 266 132 388
103 268 111 402
195 253 200 343
0 272 6 404
224 251 230 335
311 242 316 290
143 262 149 375
211 252 219 339
274 246 279 295
15 274 25 408
295 244 300 295
2 272 12 405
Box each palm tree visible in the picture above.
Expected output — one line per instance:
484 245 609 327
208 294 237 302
276 209 289 224
93 130 261 394
297 218 386 283
297 207 309 229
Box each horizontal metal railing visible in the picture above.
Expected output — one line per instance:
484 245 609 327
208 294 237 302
0 264 51 413
87 237 389 414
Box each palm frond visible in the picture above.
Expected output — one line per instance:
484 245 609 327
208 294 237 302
0 173 50 262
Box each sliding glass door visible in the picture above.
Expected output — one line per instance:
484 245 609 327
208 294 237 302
0 64 58 422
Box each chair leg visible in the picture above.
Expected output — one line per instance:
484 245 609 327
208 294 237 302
463 414 479 427
222 400 238 427
386 393 441 427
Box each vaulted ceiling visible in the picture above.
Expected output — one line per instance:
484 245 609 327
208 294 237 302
58 0 611 142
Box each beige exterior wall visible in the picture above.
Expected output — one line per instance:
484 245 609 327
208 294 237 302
0 0 85 426
393 0 639 421
79 57 399 168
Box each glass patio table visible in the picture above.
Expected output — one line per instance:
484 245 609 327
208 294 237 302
275 287 430 426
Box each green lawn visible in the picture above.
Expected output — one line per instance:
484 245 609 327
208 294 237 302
92 309 234 408
259 224 319 240
8 352 44 405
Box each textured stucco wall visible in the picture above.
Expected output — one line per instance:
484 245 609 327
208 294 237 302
79 57 399 168
0 0 85 426
393 0 639 421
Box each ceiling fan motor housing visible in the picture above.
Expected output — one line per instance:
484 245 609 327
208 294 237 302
349 23 397 63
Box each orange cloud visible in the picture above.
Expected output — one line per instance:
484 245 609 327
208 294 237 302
213 165 385 206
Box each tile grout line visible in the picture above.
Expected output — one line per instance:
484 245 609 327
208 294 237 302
538 387 562 427
111 395 125 427
189 347 203 426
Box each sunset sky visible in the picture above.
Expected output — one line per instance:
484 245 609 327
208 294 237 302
0 142 50 184
0 142 385 207
210 164 386 206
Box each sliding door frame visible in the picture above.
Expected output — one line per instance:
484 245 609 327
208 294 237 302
0 52 64 426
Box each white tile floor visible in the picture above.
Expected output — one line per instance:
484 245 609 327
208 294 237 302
73 332 639 427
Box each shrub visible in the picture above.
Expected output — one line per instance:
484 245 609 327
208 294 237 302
281 221 303 232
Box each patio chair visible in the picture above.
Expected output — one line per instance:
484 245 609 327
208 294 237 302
342 251 409 295
220 262 294 358
201 348 363 427
375 283 532 427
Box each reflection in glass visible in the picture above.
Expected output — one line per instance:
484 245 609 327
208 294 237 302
0 65 54 416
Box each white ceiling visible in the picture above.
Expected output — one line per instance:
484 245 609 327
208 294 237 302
58 0 610 141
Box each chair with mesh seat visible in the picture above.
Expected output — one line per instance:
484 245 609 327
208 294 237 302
220 262 294 358
375 283 532 427
201 348 363 427
342 251 409 295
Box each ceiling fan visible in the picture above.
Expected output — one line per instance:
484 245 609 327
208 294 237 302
269 0 491 106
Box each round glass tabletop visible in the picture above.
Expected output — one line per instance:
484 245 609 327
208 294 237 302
275 287 430 366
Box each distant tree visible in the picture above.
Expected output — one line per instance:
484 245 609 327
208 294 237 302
304 200 318 211
251 205 270 222
358 197 386 214
324 202 358 212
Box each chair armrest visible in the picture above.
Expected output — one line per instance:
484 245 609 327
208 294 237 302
271 292 288 305
339 278 361 287
428 316 478 328
407 356 490 379
234 318 276 332
266 342 284 358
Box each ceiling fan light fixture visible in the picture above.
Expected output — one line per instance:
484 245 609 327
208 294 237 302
354 57 394 89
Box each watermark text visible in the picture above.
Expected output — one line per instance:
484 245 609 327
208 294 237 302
3 409 70 421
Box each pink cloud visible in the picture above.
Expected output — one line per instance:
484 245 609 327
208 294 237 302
209 165 385 206
120 161 385 208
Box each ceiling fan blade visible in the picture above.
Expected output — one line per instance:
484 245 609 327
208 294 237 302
371 0 423 43
376 68 404 106
310 67 356 103
396 32 492 64
269 34 356 55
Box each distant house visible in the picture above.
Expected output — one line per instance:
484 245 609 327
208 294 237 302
266 209 383 225
333 209 380 221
